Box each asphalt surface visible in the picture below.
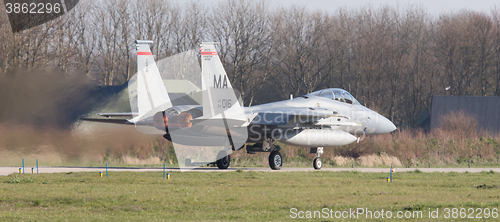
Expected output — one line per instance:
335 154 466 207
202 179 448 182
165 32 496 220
1 167 500 176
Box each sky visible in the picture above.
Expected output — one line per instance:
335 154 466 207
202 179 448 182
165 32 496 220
175 0 499 16
268 0 499 15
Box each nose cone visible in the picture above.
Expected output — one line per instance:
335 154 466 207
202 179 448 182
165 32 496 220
375 116 397 134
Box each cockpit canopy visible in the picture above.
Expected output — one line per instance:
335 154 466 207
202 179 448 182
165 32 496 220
305 88 361 105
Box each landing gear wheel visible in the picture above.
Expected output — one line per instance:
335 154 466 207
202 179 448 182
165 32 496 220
216 151 230 169
269 151 282 170
313 157 322 170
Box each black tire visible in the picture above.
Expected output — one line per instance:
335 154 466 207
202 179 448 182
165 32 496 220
313 157 322 170
216 151 230 169
269 151 282 170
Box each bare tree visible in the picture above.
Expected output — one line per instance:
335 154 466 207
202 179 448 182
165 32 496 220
209 0 273 106
269 7 329 98
1 0 500 128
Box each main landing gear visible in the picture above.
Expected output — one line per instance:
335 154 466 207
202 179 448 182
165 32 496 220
269 150 282 170
246 138 282 170
311 147 324 170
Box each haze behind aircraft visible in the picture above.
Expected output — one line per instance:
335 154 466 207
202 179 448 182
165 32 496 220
83 40 397 170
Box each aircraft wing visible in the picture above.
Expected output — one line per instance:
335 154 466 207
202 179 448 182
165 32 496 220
79 117 133 125
80 112 137 124
96 113 137 118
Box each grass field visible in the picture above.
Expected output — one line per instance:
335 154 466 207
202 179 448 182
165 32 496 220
1 170 499 221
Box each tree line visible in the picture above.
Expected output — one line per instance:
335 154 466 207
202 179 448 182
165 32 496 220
1 0 500 128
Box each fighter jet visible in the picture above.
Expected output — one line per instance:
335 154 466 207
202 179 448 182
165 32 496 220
83 40 396 170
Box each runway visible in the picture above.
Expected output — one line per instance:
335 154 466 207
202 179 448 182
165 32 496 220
1 166 500 176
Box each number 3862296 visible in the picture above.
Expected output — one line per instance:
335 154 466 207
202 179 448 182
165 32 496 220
443 208 498 219
5 3 62 14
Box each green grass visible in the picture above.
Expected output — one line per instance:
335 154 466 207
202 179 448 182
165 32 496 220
8 156 500 169
1 171 499 221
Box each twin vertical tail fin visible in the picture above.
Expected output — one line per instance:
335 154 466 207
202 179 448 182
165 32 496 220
131 40 244 127
129 41 248 171
135 40 172 119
